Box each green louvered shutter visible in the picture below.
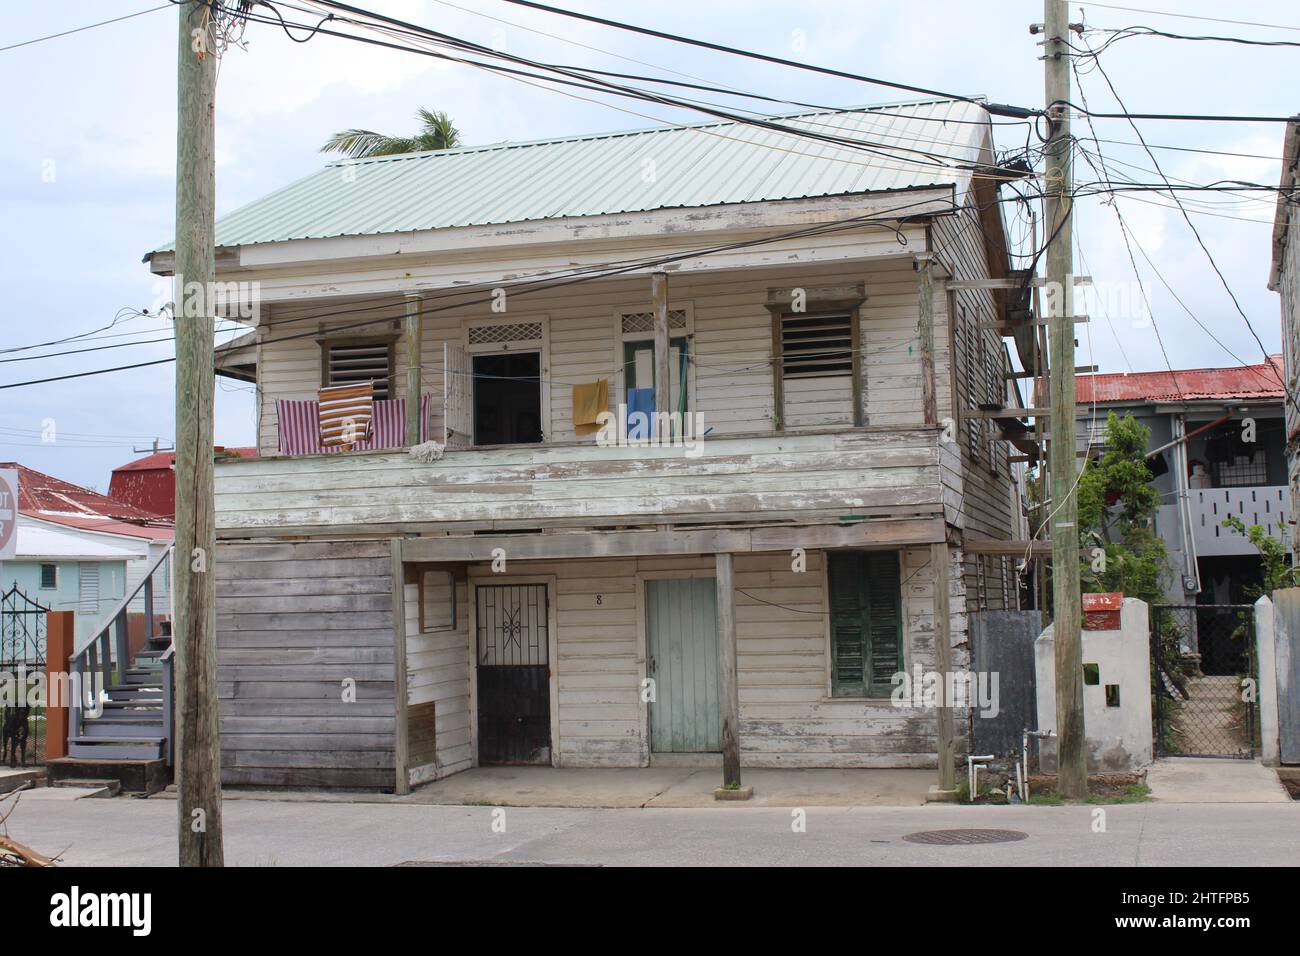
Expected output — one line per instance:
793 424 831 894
863 551 903 696
829 551 903 698
829 552 867 697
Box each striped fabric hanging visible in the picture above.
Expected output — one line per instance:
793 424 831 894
319 382 374 448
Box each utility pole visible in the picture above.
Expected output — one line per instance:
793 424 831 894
174 0 224 865
1042 0 1087 798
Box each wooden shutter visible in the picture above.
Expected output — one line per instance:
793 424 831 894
828 551 903 698
780 311 853 378
325 338 393 399
863 551 902 694
829 552 868 697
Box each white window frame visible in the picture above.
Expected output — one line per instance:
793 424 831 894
610 301 696 415
461 314 551 445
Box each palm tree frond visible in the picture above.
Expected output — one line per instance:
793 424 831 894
321 108 461 159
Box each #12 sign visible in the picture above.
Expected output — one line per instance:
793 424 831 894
0 468 17 561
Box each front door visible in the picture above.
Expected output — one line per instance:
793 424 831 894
476 584 551 765
646 577 720 753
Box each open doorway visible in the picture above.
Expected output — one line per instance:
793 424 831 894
473 351 542 445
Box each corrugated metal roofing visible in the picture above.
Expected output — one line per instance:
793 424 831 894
180 99 989 250
1076 356 1286 404
0 463 169 525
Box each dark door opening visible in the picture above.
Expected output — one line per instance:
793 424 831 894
476 584 551 765
473 351 542 445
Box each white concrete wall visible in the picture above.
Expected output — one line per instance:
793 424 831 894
1035 598 1153 772
1255 594 1281 766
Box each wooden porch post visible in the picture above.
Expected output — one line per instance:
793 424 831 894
404 294 423 447
931 541 956 791
715 551 744 792
390 538 411 796
916 255 938 426
45 611 74 761
652 272 670 421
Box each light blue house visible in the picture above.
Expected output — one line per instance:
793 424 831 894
4 520 136 646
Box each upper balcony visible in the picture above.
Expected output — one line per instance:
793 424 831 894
1188 485 1290 557
212 424 950 545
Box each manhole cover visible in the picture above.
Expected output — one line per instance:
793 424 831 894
902 829 1028 845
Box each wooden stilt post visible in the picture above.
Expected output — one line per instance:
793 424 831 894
404 294 423 446
932 541 956 791
715 551 743 793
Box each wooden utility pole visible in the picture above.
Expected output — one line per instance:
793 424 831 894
1043 0 1087 798
174 0 224 865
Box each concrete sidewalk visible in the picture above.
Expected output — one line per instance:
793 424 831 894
5 787 1298 866
397 767 934 808
1146 758 1291 803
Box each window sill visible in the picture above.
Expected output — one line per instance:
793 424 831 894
820 696 898 705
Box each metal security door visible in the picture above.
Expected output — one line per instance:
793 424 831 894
476 584 551 765
1151 604 1256 758
646 578 720 753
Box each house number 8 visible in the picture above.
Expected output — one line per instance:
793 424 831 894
596 594 603 605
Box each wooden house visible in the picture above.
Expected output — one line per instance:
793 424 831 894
146 99 1029 790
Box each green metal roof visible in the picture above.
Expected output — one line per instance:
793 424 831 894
173 98 990 251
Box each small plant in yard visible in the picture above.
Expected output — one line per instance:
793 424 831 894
720 781 742 791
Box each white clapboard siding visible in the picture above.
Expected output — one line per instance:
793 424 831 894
214 429 943 534
250 260 932 454
403 573 472 783
451 547 966 769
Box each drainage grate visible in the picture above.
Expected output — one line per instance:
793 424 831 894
902 828 1028 845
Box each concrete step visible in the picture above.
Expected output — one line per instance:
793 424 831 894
51 778 121 798
47 756 169 794
69 737 165 761
0 768 46 795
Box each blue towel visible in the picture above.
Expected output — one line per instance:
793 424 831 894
627 387 655 439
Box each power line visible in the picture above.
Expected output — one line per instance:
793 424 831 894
1079 2 1300 34
0 4 171 54
1081 37 1286 391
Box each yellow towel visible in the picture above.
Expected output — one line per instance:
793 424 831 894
572 379 608 436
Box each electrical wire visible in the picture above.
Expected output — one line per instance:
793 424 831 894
0 4 171 54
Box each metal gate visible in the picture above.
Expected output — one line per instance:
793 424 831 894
1 585 48 767
476 584 551 765
1150 604 1256 759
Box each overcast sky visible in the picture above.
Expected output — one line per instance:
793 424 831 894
2 0 1295 490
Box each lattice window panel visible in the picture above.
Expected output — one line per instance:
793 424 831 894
468 321 544 346
621 310 687 335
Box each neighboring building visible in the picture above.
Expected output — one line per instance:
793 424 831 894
109 447 255 520
1 463 174 629
1268 118 1300 555
6 521 134 646
1075 359 1289 607
146 99 1033 789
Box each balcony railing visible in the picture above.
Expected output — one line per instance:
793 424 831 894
1189 485 1290 556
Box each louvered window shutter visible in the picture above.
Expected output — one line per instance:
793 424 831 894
829 551 903 698
863 551 903 694
829 552 867 697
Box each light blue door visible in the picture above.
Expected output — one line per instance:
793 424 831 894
646 577 720 752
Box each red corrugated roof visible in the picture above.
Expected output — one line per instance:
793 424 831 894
0 462 169 525
29 513 175 541
1076 356 1285 404
108 447 255 519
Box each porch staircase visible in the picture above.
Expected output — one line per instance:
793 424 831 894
47 547 174 794
67 632 170 762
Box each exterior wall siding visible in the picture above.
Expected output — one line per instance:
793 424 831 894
214 539 397 788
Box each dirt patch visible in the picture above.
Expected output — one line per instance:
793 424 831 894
964 770 1149 805
1278 770 1300 801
